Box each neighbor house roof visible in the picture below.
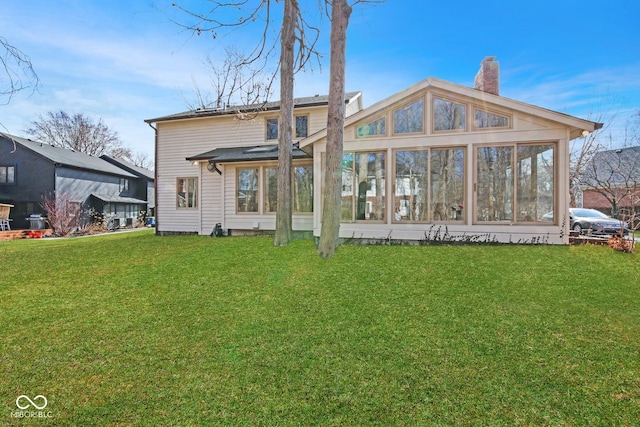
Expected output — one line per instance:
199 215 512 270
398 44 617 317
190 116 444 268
580 146 640 187
1 133 136 178
100 155 154 180
145 92 362 123
299 77 603 149
186 144 311 164
90 193 148 204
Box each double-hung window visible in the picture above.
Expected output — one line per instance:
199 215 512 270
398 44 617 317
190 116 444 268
176 177 198 208
265 115 309 140
0 166 15 184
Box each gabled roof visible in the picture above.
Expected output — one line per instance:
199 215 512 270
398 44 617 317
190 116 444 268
300 77 602 148
186 144 311 164
100 155 154 180
1 132 136 178
145 92 362 123
581 146 640 186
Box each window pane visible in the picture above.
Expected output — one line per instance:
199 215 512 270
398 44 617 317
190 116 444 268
7 166 15 184
0 167 6 184
431 148 465 221
187 178 197 208
475 109 510 128
476 146 513 221
177 178 197 208
355 152 385 221
264 168 278 212
394 99 424 134
357 117 386 137
434 98 466 131
295 116 308 138
266 118 278 140
341 154 354 221
293 165 313 213
237 169 258 212
394 151 429 222
517 145 554 221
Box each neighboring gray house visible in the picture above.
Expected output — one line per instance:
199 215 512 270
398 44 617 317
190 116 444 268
580 146 640 218
0 132 153 229
100 155 155 217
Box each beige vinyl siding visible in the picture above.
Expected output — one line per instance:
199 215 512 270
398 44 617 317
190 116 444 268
156 105 328 234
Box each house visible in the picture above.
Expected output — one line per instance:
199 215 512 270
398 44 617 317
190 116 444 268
579 146 640 221
100 155 156 218
0 133 154 229
146 57 601 244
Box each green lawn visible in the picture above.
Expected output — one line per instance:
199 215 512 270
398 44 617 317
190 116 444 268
1 230 639 426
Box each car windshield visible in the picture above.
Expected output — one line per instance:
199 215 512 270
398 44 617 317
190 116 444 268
572 209 609 218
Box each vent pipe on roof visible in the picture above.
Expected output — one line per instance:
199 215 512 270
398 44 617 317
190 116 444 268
474 56 499 95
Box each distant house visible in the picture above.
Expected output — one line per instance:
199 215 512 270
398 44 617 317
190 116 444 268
579 146 640 220
0 133 154 229
146 57 601 244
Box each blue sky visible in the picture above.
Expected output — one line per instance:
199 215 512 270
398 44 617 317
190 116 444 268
1 0 639 159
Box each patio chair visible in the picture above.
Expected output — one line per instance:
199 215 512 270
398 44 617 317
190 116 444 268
0 204 13 231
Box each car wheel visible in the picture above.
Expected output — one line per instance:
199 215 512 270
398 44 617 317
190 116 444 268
573 223 582 234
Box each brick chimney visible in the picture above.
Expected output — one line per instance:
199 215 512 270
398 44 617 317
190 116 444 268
474 56 499 95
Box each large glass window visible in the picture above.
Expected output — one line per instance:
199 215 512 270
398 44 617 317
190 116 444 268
393 99 424 134
517 145 554 222
293 165 313 213
176 177 198 208
341 152 385 221
434 97 466 131
394 149 465 222
237 169 259 212
263 165 313 213
357 117 386 137
476 144 554 223
394 151 429 221
0 166 15 184
430 148 465 221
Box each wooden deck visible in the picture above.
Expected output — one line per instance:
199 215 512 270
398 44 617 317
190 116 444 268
0 229 53 241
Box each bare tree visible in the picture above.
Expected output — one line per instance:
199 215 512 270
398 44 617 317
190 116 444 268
24 110 131 158
580 146 640 220
317 0 352 258
1 37 39 106
184 47 274 112
40 192 84 237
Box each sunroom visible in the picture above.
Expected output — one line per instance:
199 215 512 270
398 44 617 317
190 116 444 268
300 74 600 244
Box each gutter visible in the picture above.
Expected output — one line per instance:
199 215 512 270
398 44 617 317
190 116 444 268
147 121 159 234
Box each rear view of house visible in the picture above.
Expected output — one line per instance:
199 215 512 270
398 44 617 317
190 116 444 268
147 57 601 244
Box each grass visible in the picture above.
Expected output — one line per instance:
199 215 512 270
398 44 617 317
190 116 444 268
1 230 639 426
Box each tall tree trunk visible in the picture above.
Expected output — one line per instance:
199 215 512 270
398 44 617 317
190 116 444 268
274 0 297 246
317 0 352 259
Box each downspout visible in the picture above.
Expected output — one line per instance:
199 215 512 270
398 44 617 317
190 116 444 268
147 121 159 235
